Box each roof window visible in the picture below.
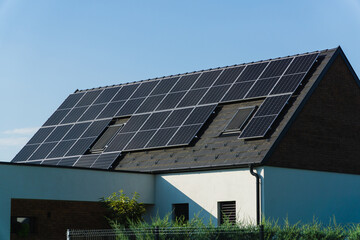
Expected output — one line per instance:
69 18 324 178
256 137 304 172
223 106 256 134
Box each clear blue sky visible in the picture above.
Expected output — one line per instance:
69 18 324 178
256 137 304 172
0 0 359 162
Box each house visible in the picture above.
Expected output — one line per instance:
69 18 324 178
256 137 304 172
4 46 360 239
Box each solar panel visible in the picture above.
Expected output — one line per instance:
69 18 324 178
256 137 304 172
150 77 179 95
239 94 291 139
75 89 102 107
239 115 277 139
145 127 178 148
79 104 106 121
245 77 280 98
136 95 165 113
58 92 85 110
125 130 157 150
13 51 320 169
199 85 229 104
213 66 244 86
29 142 57 160
61 106 88 124
75 154 100 168
171 74 200 92
47 140 76 158
28 127 55 144
91 152 120 169
44 125 73 142
177 88 208 108
167 124 202 146
112 84 140 102
94 87 121 104
58 156 79 166
131 80 159 99
43 109 70 126
97 101 125 119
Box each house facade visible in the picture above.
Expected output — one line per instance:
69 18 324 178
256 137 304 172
4 46 360 239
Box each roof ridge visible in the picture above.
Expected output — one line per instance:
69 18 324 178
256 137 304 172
75 48 334 93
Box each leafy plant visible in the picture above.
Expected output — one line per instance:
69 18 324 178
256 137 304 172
101 190 146 227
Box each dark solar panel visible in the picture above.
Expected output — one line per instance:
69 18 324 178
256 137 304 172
120 114 150 133
112 84 140 102
199 85 229 104
171 74 200 92
82 120 111 138
91 152 120 169
255 94 291 117
167 124 202 146
28 127 55 144
74 154 100 168
125 130 157 150
270 73 305 95
177 88 208 108
41 158 61 166
156 92 185 110
65 137 97 156
213 66 244 86
61 106 88 124
136 95 165 113
162 108 193 128
105 132 135 152
245 77 279 98
116 98 145 116
12 144 40 162
94 87 121 104
47 140 76 158
239 115 277 139
221 81 255 102
63 122 91 140
57 156 79 166
184 105 216 125
150 77 179 95
78 104 106 121
191 70 222 89
43 109 70 126
75 89 102 107
237 62 268 82
97 101 125 119
146 127 178 148
140 111 171 130
58 92 85 109
285 53 318 75
259 58 292 79
131 80 159 99
29 142 57 160
44 124 73 142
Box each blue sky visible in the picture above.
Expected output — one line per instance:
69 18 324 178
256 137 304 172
0 0 359 161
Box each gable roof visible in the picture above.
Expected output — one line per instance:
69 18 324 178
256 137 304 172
11 47 343 172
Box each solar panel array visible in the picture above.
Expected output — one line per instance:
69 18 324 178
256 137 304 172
12 52 319 169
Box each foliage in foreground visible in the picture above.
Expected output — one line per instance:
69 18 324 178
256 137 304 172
101 190 146 227
109 214 360 240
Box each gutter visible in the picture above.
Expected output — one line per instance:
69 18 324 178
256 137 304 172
249 164 261 225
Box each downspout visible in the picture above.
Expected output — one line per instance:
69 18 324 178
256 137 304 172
249 164 260 225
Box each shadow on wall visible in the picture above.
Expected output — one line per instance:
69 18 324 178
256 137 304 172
148 177 217 225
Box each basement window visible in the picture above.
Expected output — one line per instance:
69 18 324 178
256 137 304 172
222 106 256 134
90 119 125 153
218 201 236 225
11 216 36 235
173 203 189 222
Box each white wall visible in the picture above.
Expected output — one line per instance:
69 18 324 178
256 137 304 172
263 166 360 225
154 168 263 226
0 163 154 240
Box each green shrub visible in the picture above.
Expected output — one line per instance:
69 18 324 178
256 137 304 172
101 190 146 227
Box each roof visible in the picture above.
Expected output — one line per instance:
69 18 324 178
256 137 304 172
11 47 343 173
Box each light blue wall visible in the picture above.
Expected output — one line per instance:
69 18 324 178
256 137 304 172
0 163 154 240
263 166 360 225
